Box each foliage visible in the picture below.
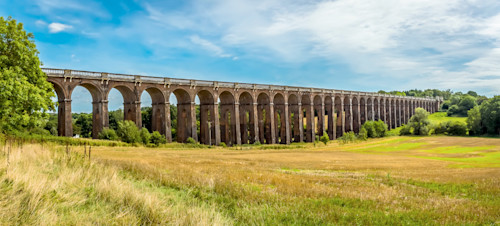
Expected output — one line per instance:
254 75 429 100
478 96 500 135
98 128 119 141
361 120 388 138
338 131 358 144
141 107 152 132
0 17 55 131
150 131 167 147
109 109 123 130
319 131 330 145
116 120 141 143
186 137 197 144
447 95 477 117
447 121 467 136
219 142 227 147
358 128 368 140
400 108 430 136
140 127 152 145
466 106 482 136
75 113 92 138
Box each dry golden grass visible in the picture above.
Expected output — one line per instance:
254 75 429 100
0 143 231 225
86 136 500 224
1 136 499 224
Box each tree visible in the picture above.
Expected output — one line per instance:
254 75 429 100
402 108 430 135
479 96 500 135
150 131 166 146
117 120 141 143
141 107 152 132
109 109 123 130
467 106 482 136
0 17 55 132
75 113 92 138
457 95 477 116
140 127 151 145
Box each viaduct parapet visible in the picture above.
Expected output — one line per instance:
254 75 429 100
44 68 443 145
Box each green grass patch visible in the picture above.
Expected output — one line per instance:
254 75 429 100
429 112 466 124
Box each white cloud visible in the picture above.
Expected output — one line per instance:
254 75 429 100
137 0 500 94
189 35 232 58
48 22 73 33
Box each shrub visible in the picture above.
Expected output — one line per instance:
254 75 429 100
116 120 141 143
467 106 482 136
319 131 330 145
399 124 412 135
358 128 368 141
140 128 152 145
219 142 227 147
186 137 196 144
447 121 467 136
150 131 167 146
98 128 119 141
447 105 460 116
433 121 450 135
402 108 431 136
362 120 388 138
253 141 261 145
338 131 357 145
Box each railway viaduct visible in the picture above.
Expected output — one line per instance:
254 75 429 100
44 68 443 145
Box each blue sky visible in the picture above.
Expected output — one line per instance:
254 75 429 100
2 0 500 112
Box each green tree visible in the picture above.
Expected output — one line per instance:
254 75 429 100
109 109 123 130
141 107 152 132
479 96 500 135
75 113 92 138
98 128 119 140
401 108 430 135
140 127 151 145
457 95 477 116
117 120 141 143
150 131 166 146
0 17 55 132
467 106 482 136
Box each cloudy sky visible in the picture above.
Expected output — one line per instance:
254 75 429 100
2 0 500 112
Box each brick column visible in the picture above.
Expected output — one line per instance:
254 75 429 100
284 102 291 144
252 102 259 143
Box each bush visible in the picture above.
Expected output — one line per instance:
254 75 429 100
150 131 167 147
358 128 368 140
219 142 227 147
433 121 450 135
399 124 412 135
140 128 152 145
362 120 388 138
319 131 330 145
116 120 141 143
447 105 460 116
467 106 482 136
98 128 119 140
447 121 467 136
338 131 357 144
405 108 431 136
253 141 261 145
186 137 196 144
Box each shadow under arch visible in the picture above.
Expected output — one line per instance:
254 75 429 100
172 88 195 143
140 87 168 135
219 91 237 145
257 92 273 144
288 94 301 142
239 91 255 144
274 93 286 144
197 89 217 145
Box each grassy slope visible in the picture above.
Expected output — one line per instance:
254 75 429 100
1 136 499 225
428 112 467 124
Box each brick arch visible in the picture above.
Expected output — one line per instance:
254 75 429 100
288 93 301 142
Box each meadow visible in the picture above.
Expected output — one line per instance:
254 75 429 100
1 135 498 225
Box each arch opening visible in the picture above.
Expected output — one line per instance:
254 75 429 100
239 92 255 144
219 91 236 146
258 93 272 144
288 94 300 142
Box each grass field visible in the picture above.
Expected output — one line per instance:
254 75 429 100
1 136 498 225
428 112 467 124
